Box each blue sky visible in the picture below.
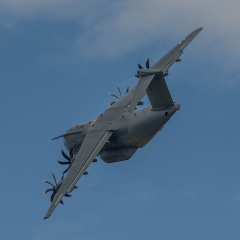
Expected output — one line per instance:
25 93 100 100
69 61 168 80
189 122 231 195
0 1 240 239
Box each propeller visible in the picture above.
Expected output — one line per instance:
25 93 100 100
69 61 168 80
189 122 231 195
61 150 70 161
136 58 150 105
109 85 128 100
136 58 150 76
68 186 78 193
43 172 77 204
58 150 95 173
117 86 122 98
52 172 57 185
146 58 150 69
109 85 144 106
58 150 73 173
109 92 120 99
109 86 131 100
57 161 69 165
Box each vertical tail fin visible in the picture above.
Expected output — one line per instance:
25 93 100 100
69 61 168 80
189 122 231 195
146 77 174 110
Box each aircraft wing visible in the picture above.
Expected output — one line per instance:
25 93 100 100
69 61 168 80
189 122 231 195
128 74 156 112
111 28 202 111
44 130 113 219
110 74 156 111
151 27 203 73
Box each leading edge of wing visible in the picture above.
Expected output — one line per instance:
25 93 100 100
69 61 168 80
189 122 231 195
44 130 113 219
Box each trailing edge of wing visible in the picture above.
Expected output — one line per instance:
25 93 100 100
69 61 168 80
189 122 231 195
44 130 113 219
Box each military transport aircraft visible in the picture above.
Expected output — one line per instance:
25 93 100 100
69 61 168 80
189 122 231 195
43 27 203 219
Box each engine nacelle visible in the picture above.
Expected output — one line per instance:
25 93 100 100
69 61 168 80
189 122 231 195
100 147 138 163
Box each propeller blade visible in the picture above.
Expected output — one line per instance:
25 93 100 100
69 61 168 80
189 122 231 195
69 148 73 159
43 188 53 194
63 165 71 174
50 192 56 202
146 58 150 69
69 186 78 192
61 150 70 161
43 180 55 187
64 193 72 197
135 74 140 78
52 173 57 185
117 86 122 98
92 158 97 162
109 93 119 99
60 200 64 205
61 172 64 181
138 63 143 69
58 161 70 165
125 87 129 94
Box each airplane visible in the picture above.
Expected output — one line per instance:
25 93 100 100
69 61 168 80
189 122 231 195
43 27 203 219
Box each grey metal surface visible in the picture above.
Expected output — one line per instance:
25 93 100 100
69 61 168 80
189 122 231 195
100 147 138 163
146 77 174 109
129 74 155 112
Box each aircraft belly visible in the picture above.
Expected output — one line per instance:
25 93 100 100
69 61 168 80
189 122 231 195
127 111 166 147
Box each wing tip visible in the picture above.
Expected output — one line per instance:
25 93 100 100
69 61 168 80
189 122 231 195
43 215 51 220
195 27 203 34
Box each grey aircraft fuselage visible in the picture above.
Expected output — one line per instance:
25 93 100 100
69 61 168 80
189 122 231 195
44 27 202 219
63 103 181 163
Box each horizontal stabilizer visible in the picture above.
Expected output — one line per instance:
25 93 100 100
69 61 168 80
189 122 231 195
52 130 82 140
